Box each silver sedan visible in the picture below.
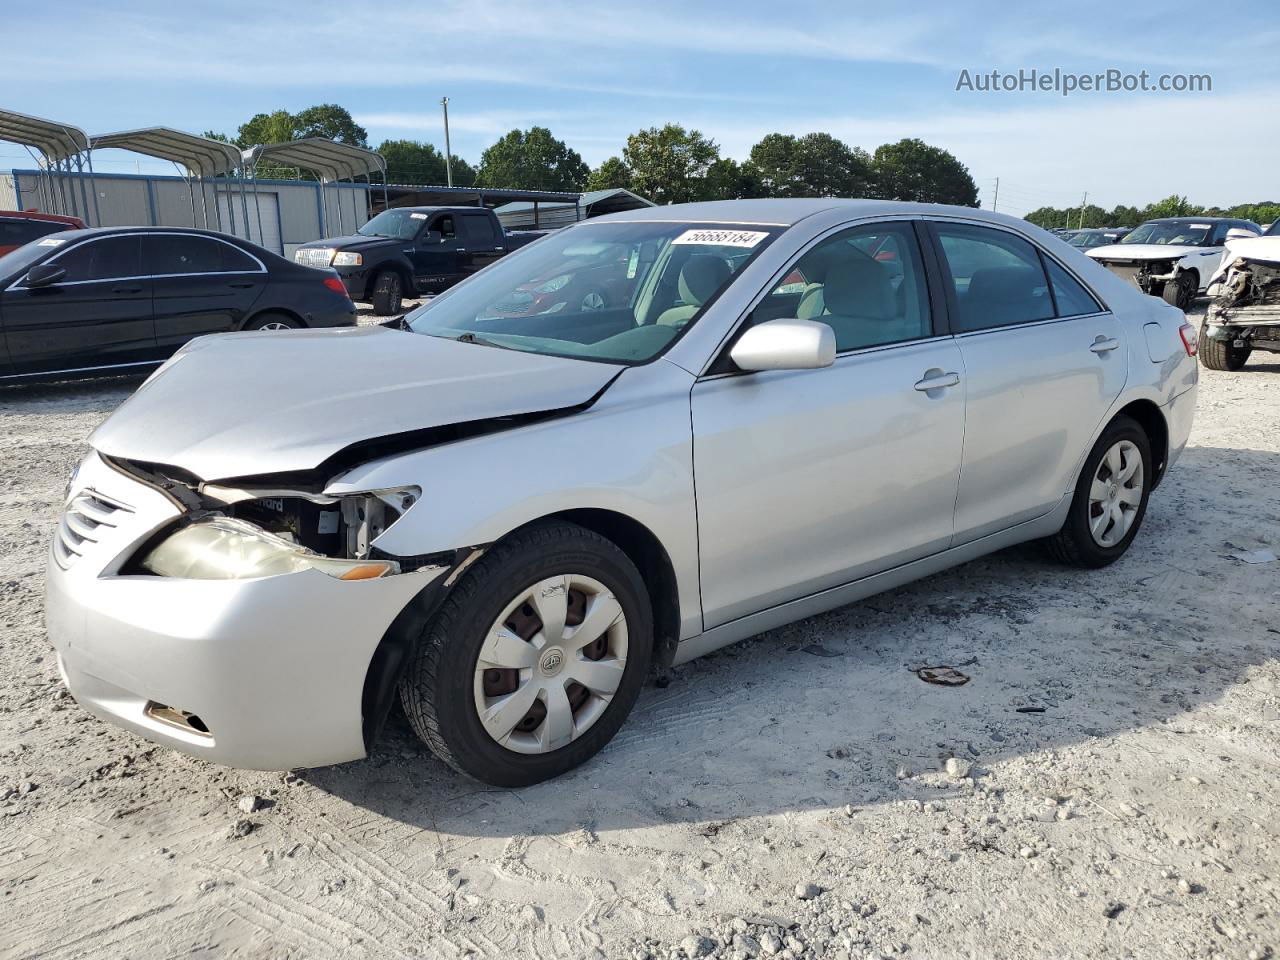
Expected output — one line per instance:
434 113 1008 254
46 199 1200 786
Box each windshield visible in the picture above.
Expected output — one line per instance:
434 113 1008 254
405 221 781 364
1120 220 1213 246
1265 221 1279 237
358 209 428 240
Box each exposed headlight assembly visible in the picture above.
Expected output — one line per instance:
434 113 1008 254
140 517 398 581
332 252 363 266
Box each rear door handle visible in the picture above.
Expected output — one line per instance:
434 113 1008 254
913 370 961 392
227 280 256 289
1090 336 1120 354
112 285 142 294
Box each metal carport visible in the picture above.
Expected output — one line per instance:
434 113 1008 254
242 138 387 240
0 107 99 224
89 127 249 235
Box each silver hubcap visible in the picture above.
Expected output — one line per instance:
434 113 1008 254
581 292 605 310
259 321 291 331
1088 440 1144 547
473 574 627 754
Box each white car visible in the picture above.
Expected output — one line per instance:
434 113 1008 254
1200 221 1280 370
1088 217 1261 309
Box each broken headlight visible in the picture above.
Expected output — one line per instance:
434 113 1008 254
140 517 399 581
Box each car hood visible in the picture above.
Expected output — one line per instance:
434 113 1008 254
297 234 396 252
1087 243 1203 261
1221 236 1280 265
90 326 620 481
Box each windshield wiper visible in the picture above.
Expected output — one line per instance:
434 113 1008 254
454 331 512 350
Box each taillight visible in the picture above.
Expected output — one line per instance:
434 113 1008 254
323 275 350 298
1178 322 1198 357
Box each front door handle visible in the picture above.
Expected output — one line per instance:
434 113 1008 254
1090 336 1120 354
913 370 961 392
227 281 255 289
112 284 142 294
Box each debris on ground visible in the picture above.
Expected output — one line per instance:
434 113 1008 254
916 665 970 686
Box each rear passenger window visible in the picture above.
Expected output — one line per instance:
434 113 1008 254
749 222 931 352
144 235 229 275
462 215 496 244
1043 257 1101 317
935 224 1053 332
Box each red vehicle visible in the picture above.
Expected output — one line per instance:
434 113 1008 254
0 211 86 256
482 240 642 318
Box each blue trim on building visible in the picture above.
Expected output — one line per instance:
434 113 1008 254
12 174 21 210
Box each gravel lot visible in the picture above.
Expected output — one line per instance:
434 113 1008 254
2 305 1278 960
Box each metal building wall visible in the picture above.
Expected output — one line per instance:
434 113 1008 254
5 169 372 255
0 174 17 208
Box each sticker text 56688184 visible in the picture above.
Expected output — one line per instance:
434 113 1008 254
672 229 769 248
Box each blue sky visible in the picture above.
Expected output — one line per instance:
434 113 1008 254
4 0 1277 217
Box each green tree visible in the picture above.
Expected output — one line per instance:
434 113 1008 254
586 156 633 192
747 133 801 196
1141 195 1199 220
449 156 478 188
1108 205 1142 227
621 124 719 205
235 109 299 148
703 157 763 200
292 104 368 146
871 138 979 206
475 126 589 191
793 133 873 197
1023 206 1071 229
377 139 449 185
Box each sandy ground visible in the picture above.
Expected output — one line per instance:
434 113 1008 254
2 304 1278 960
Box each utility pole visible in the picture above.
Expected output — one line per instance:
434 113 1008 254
1077 191 1088 229
440 97 453 187
991 177 999 212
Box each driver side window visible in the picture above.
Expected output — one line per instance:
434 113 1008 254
749 222 932 352
433 216 456 240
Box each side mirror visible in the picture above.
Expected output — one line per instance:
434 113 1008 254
1225 228 1256 242
23 263 67 288
730 318 836 372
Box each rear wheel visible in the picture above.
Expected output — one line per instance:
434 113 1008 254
371 270 404 315
244 312 301 331
399 521 653 786
1044 415 1152 568
1198 323 1251 371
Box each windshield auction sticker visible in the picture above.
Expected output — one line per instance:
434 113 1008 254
672 229 769 248
36 236 68 246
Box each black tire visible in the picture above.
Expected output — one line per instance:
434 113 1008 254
399 521 653 786
243 312 302 331
1044 415 1152 568
371 270 404 316
1162 271 1196 309
1198 322 1251 371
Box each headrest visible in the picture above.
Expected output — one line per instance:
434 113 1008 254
823 256 894 320
678 255 731 306
966 266 1042 305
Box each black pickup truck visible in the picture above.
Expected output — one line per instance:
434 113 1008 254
294 206 545 314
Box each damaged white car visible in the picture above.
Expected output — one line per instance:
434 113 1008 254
46 200 1199 786
1200 221 1280 370
1088 217 1260 309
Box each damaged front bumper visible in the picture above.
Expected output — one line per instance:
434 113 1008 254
45 452 451 770
1204 256 1280 353
1095 258 1179 294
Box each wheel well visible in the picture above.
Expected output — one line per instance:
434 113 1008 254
1115 399 1169 488
548 509 681 671
241 308 305 330
372 262 412 288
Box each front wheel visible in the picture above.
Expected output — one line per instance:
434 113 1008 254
1198 323 1251 371
1044 415 1152 568
371 271 403 315
399 522 653 786
1162 271 1196 309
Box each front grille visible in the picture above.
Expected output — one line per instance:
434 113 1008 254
53 489 134 570
294 248 333 268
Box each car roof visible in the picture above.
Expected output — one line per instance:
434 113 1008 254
31 225 261 243
390 206 492 214
0 210 84 225
588 197 1039 231
1142 216 1242 224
